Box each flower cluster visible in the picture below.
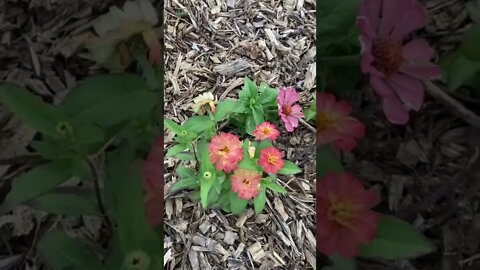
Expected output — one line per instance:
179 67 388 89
209 122 285 200
315 0 441 257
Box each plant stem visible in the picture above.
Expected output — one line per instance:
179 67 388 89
86 158 113 231
299 118 316 133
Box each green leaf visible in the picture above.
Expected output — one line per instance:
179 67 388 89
183 116 214 134
317 144 344 178
5 161 73 205
317 0 359 50
164 119 184 135
278 160 302 175
174 153 196 161
305 99 316 121
214 99 238 122
28 188 99 216
105 145 162 260
68 90 157 128
166 144 188 157
255 140 273 157
30 141 70 160
198 140 216 208
60 74 148 116
245 116 256 135
243 77 258 98
359 215 436 259
262 179 287 194
253 186 267 214
238 157 262 171
251 105 265 125
460 24 480 61
38 231 103 270
171 166 198 192
0 84 68 136
229 190 248 214
325 254 356 270
258 83 278 105
72 121 105 145
443 51 480 91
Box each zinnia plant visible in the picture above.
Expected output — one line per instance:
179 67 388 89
166 78 304 214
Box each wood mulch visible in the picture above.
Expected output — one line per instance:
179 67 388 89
163 0 317 269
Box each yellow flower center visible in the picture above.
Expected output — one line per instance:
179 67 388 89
242 178 251 186
267 154 277 165
219 146 230 156
317 112 335 132
328 201 355 228
262 127 272 136
372 38 404 75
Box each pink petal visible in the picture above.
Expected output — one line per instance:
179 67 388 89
283 87 299 105
370 76 395 98
332 100 352 116
350 211 379 242
359 36 385 78
400 63 441 79
403 39 435 61
291 105 304 117
383 96 409 125
336 118 366 138
281 116 294 132
286 116 299 128
386 74 424 111
334 138 357 152
357 16 376 41
359 0 382 34
378 0 410 38
337 229 360 257
318 92 336 112
390 1 427 40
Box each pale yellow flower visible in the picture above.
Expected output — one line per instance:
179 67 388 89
85 0 161 71
191 92 216 115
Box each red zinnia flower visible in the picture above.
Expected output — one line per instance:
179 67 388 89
142 136 163 226
317 172 380 257
258 147 285 174
230 169 262 200
317 93 365 152
253 121 280 141
209 132 243 173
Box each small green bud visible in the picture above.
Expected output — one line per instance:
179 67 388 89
203 171 212 179
181 130 188 136
250 98 256 105
56 122 73 137
124 250 151 270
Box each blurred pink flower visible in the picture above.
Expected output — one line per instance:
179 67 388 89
357 0 440 125
253 121 280 141
230 169 262 200
209 132 243 173
142 136 163 226
277 86 304 132
317 93 365 152
317 172 380 257
258 146 285 174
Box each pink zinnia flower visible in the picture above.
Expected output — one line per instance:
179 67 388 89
317 93 365 152
258 147 285 174
357 0 441 125
253 121 280 141
317 172 380 257
209 132 243 173
230 169 262 200
142 136 163 226
277 86 304 132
